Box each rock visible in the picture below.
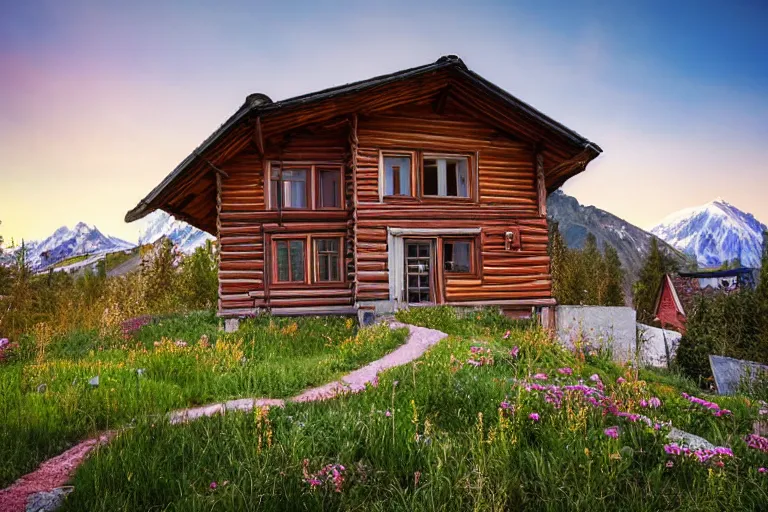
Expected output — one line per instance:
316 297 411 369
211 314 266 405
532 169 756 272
667 427 715 451
88 376 99 387
26 486 74 512
36 383 47 393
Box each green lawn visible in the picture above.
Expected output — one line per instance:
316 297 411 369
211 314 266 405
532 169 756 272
59 307 768 511
0 311 407 487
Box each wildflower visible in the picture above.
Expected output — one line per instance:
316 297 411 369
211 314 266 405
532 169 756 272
175 340 187 347
589 374 601 383
558 367 573 376
532 373 548 381
502 330 511 339
385 410 392 417
500 400 514 411
529 412 540 422
648 397 662 408
759 467 767 473
509 346 519 358
414 471 421 486
745 434 768 454
616 377 626 384
210 481 217 490
640 399 648 408
666 460 674 468
467 359 482 367
604 426 619 439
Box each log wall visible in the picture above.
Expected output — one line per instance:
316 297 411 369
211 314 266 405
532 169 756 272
355 101 552 304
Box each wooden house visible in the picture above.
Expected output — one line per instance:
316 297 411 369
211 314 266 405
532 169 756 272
125 56 602 324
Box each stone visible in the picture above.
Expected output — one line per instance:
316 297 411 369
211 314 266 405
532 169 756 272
88 376 99 387
556 306 638 364
710 354 768 395
26 486 74 512
224 318 240 333
667 427 715 451
36 383 47 393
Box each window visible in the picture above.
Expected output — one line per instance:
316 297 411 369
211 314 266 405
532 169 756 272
269 163 343 210
270 166 308 209
315 238 342 282
423 157 469 197
443 239 473 273
272 235 345 285
383 155 412 196
317 168 342 208
275 239 306 282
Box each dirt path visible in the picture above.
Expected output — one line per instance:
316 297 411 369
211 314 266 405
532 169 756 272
0 321 447 511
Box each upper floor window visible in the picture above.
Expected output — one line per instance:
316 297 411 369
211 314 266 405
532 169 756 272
269 163 343 210
379 151 473 201
423 156 469 197
383 155 412 196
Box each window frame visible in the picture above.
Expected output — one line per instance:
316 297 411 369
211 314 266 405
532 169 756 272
267 162 344 211
378 150 476 202
270 233 346 288
420 154 473 200
441 237 478 276
379 150 417 201
272 237 308 284
313 236 344 284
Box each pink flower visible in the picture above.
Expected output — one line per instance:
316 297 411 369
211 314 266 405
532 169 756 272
467 359 482 367
210 481 218 490
175 340 187 347
759 467 767 473
502 330 511 339
604 426 619 439
532 373 548 381
509 346 519 358
589 374 601 383
500 400 513 411
640 399 648 408
385 410 392 417
666 460 674 468
529 413 540 422
616 377 626 384
649 397 661 408
558 367 573 376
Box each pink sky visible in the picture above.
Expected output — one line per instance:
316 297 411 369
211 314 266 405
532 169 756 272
1 1 766 245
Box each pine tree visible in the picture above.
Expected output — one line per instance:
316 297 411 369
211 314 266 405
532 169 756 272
548 222 569 304
602 245 625 306
581 234 603 305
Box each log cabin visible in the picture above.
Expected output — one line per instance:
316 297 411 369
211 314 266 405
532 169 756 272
125 55 602 326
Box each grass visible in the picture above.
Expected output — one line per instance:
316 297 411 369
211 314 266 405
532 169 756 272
59 307 768 511
0 311 408 487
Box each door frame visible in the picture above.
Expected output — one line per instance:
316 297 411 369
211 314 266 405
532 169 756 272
387 227 481 308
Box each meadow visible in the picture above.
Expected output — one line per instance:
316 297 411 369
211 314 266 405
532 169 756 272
34 307 765 511
0 312 407 488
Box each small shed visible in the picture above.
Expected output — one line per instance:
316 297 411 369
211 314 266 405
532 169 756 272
654 267 757 333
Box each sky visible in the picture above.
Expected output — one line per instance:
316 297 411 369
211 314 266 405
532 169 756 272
1 0 766 245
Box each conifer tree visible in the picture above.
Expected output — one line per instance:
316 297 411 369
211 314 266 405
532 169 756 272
602 245 625 306
581 233 603 305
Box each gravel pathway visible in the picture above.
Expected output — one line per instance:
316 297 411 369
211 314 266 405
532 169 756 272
0 321 447 511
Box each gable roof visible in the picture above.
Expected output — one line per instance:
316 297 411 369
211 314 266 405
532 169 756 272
125 55 602 231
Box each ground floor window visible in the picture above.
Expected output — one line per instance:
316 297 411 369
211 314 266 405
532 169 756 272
275 239 306 282
443 239 474 273
272 235 344 285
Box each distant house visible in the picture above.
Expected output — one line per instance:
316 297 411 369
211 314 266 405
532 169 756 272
654 268 757 332
125 55 601 322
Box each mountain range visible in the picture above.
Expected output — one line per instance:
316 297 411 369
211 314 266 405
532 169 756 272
650 198 766 268
138 211 215 254
20 222 134 270
547 191 690 292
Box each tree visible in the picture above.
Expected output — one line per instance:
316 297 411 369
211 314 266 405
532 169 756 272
178 240 218 310
581 233 603 305
633 237 679 324
602 245 625 306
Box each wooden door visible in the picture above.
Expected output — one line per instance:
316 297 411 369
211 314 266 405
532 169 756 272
404 240 434 303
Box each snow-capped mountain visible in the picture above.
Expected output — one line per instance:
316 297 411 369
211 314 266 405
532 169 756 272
138 211 214 254
650 198 766 268
23 222 134 270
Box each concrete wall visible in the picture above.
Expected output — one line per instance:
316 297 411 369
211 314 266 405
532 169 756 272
556 306 637 363
637 323 681 368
